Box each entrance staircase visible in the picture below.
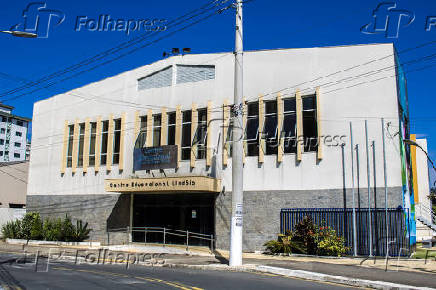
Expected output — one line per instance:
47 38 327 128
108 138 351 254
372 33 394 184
416 203 436 239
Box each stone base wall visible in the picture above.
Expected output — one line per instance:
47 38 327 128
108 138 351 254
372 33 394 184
215 187 403 251
27 187 403 251
27 194 130 243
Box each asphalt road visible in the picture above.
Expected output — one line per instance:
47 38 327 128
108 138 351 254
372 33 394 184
0 252 352 290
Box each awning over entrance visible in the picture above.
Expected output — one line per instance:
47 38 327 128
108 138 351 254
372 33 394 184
105 176 222 193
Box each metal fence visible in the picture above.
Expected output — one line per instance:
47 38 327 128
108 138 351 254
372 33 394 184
280 208 411 256
107 227 215 251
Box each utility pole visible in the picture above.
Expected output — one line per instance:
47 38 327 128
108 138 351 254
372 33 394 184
229 0 244 267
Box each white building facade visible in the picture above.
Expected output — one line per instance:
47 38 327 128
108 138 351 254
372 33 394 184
0 104 30 163
27 43 416 251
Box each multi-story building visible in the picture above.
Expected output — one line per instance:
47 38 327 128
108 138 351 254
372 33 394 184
0 103 31 163
27 43 421 251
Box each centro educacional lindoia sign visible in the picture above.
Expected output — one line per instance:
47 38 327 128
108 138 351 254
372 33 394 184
105 176 222 193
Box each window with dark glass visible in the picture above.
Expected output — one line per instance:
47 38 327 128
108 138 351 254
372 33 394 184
14 142 21 147
135 116 147 149
77 123 85 167
262 101 278 155
302 95 318 152
282 98 297 153
113 119 121 164
67 125 74 167
0 139 3 145
101 121 109 165
181 110 192 160
15 131 22 137
193 109 207 159
16 121 23 127
244 102 259 156
153 114 161 147
167 112 176 145
89 122 97 166
14 153 20 158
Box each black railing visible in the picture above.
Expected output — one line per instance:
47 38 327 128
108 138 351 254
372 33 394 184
281 208 411 256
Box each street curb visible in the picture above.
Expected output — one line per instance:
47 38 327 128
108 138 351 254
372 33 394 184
162 263 435 290
255 265 436 290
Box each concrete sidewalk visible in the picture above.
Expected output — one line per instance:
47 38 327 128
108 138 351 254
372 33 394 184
0 242 434 289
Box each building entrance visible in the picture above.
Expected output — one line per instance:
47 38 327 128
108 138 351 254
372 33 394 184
132 193 215 246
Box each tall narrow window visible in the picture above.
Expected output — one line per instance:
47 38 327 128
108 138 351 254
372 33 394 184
153 114 161 147
181 110 192 160
135 116 147 149
282 98 297 153
67 125 74 167
113 119 121 164
101 120 109 165
167 112 176 145
244 102 259 156
89 122 97 166
193 108 207 159
263 101 278 155
77 123 85 167
303 95 318 152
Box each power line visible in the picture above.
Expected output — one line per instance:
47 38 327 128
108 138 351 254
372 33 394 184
0 1 232 102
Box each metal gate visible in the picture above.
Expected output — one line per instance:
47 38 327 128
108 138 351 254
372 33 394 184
280 208 411 256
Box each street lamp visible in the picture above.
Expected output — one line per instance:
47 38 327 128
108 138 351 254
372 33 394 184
0 30 37 38
403 139 436 172
403 139 436 188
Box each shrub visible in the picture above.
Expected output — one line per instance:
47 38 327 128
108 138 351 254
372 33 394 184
17 212 43 241
292 217 317 255
1 220 21 239
42 218 63 241
315 226 347 257
264 231 304 254
1 213 92 242
264 216 348 257
72 220 91 242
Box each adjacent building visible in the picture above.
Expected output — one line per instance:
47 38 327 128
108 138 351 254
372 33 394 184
0 103 31 162
27 43 421 251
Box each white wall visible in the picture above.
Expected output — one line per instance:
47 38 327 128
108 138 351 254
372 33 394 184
28 43 404 197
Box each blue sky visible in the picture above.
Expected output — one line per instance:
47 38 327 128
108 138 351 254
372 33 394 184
0 0 435 185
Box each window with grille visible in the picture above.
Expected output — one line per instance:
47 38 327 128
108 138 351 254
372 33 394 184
138 66 173 90
113 119 121 164
262 101 278 155
193 108 207 159
153 114 161 147
101 121 109 165
302 95 318 152
89 122 97 166
282 98 297 153
67 125 74 167
181 110 192 160
176 65 215 84
167 112 176 145
77 123 85 167
244 102 259 156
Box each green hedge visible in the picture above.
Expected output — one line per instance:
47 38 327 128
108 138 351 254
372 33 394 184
2 212 91 242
